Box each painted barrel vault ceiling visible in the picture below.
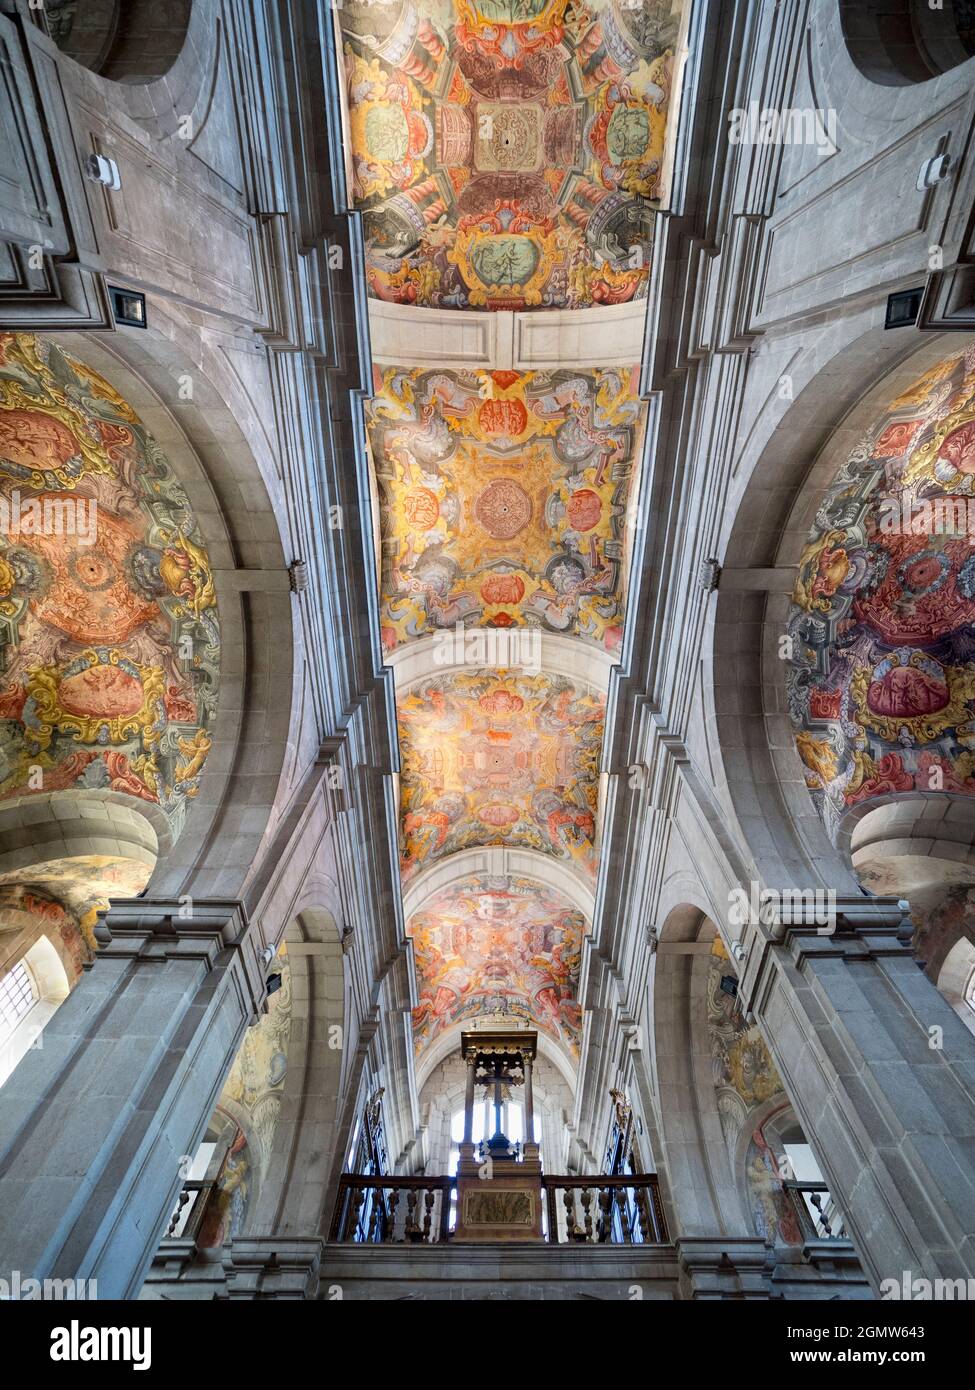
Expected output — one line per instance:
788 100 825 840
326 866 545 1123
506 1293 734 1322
366 364 647 655
339 0 685 1064
340 0 684 311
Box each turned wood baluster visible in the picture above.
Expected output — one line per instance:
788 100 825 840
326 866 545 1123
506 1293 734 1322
562 1188 575 1240
581 1187 594 1242
615 1187 632 1242
388 1188 400 1243
423 1188 435 1242
349 1186 365 1242
597 1187 613 1242
367 1189 381 1242
635 1185 652 1243
405 1186 419 1239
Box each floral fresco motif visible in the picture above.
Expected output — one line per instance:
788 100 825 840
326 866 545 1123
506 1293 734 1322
0 334 220 847
340 0 685 310
369 364 645 653
786 347 975 842
408 874 584 1053
398 669 603 881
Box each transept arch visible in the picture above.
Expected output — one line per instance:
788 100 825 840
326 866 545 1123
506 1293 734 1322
839 0 975 88
0 331 221 965
710 327 971 894
40 322 297 903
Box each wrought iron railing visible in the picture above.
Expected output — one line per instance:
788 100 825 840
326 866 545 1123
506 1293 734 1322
783 1179 846 1240
329 1173 669 1245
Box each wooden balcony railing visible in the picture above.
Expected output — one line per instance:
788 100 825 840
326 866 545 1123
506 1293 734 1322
329 1173 669 1245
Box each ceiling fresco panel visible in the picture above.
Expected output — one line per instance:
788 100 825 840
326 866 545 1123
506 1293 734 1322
340 0 686 311
398 669 603 882
408 873 585 1056
0 333 220 949
368 363 646 655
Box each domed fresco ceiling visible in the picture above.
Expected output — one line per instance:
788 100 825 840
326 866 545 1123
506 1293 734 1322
369 363 645 654
787 346 975 842
398 669 603 882
409 874 584 1055
339 0 686 310
0 333 220 949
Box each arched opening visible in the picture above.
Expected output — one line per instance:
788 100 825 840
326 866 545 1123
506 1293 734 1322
0 332 221 970
165 948 293 1248
45 0 193 85
840 0 975 87
0 935 69 1088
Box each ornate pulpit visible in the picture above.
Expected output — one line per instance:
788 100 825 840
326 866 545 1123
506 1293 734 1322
453 1029 543 1243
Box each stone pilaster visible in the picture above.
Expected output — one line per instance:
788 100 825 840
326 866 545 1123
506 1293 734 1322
0 898 264 1298
744 900 975 1291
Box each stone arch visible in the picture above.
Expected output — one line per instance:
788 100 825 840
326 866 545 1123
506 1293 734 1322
243 908 349 1238
839 0 975 87
711 325 971 893
785 343 975 850
47 0 197 88
414 1016 577 1097
41 322 296 902
651 904 752 1239
0 930 70 1088
937 935 975 1031
0 331 228 940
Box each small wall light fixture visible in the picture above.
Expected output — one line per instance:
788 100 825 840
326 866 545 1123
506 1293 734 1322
884 287 924 330
916 153 951 191
108 285 147 328
83 153 121 191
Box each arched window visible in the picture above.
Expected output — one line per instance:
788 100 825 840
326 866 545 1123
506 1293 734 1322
44 0 193 85
840 0 975 87
965 965 975 1014
0 939 70 1088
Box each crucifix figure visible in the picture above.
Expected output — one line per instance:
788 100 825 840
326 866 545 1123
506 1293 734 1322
477 1053 523 1153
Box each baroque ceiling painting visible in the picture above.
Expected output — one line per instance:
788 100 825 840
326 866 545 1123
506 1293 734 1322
787 347 975 841
340 0 685 310
409 875 584 1054
0 333 220 945
368 364 645 654
398 670 603 881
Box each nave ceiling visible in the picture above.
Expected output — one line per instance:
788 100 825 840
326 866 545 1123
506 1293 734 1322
337 0 685 1068
340 0 685 310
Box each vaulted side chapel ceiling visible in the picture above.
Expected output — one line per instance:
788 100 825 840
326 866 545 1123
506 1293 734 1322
338 0 687 1067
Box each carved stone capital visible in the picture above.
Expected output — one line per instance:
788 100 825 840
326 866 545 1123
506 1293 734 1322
222 1237 324 1300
